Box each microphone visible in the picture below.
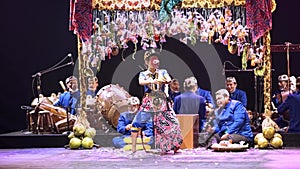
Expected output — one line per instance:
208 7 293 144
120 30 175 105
21 105 34 110
68 53 74 66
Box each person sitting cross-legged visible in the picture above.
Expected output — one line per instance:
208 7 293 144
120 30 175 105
112 97 153 150
206 89 253 147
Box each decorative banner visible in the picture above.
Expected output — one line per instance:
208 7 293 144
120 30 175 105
92 0 246 10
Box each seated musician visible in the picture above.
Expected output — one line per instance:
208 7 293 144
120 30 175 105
31 76 79 133
53 76 80 115
133 50 182 154
86 76 99 97
173 76 206 131
271 74 295 129
112 97 153 149
225 76 247 108
207 89 253 147
196 86 215 109
168 78 181 103
277 76 300 133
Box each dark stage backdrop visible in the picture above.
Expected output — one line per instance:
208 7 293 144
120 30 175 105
0 0 300 133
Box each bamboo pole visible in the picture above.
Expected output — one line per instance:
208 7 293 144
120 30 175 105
75 35 90 129
263 31 272 117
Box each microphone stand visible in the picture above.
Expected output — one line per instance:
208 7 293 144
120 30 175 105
32 62 74 102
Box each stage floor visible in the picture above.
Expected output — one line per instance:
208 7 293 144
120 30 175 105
0 147 300 169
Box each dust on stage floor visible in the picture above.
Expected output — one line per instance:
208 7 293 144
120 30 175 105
0 147 300 169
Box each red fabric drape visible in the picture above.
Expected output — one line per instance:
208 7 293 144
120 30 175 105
70 0 92 41
246 0 272 43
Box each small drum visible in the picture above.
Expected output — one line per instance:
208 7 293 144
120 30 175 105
39 102 68 118
96 84 131 128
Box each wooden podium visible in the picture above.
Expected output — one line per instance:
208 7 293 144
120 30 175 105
176 114 199 149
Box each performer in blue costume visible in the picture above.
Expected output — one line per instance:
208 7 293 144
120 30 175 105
277 76 300 133
53 76 80 115
112 97 153 148
210 89 253 146
86 76 98 97
173 77 206 131
168 78 181 103
225 76 247 108
196 87 215 109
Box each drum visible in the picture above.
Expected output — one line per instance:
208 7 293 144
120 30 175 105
96 84 131 128
54 115 76 133
39 102 68 118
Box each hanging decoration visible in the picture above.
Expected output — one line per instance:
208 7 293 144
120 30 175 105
246 0 273 43
80 7 265 69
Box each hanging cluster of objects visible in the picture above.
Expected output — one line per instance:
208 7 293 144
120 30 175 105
82 7 264 69
70 0 275 70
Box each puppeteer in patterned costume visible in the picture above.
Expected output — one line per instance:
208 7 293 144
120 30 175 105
131 50 182 154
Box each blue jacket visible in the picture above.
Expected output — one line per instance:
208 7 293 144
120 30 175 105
230 89 247 108
169 90 181 102
53 91 80 115
173 91 206 130
277 92 300 133
117 111 153 137
215 100 253 140
196 88 215 108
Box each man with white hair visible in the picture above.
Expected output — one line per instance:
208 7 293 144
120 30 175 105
112 97 153 149
173 76 206 131
211 89 253 145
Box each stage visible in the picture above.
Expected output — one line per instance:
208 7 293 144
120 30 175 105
1 130 300 149
1 147 300 169
1 130 300 168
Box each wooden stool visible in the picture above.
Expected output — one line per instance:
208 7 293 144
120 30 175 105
176 114 199 149
37 110 54 133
